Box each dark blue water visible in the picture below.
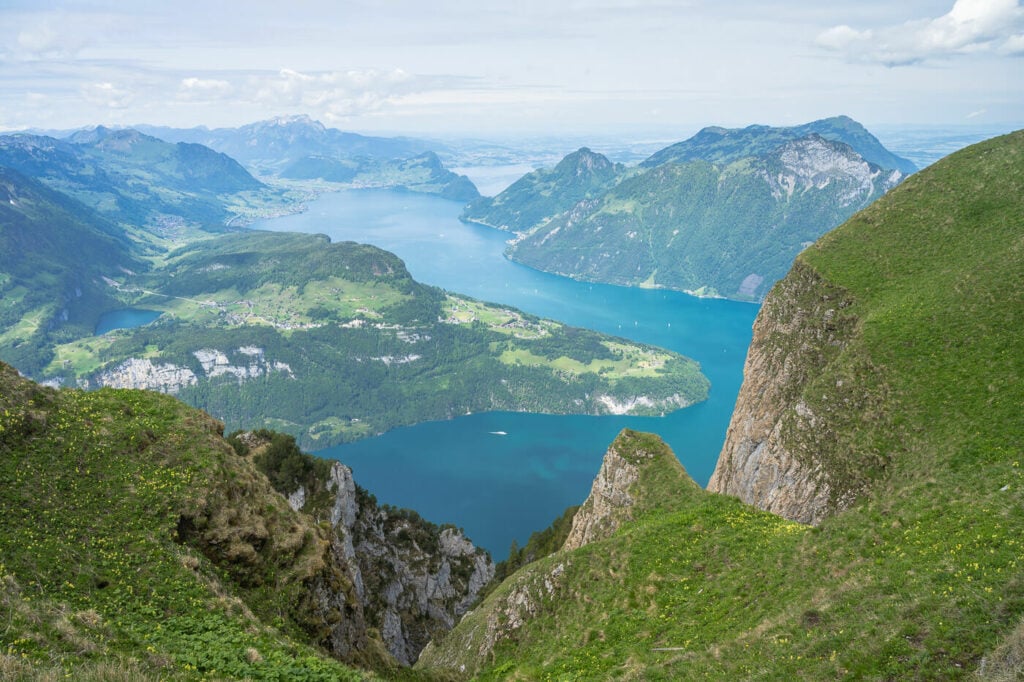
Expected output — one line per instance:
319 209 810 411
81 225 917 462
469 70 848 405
252 190 758 558
95 308 162 335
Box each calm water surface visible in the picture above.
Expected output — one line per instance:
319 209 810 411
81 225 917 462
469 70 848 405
252 190 758 557
94 308 162 335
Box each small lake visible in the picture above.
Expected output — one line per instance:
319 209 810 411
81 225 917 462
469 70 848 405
252 190 758 558
95 308 162 335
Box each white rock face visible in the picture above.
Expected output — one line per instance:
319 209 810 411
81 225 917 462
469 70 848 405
96 358 198 394
93 347 292 394
286 485 306 512
595 393 692 415
193 347 294 382
766 136 903 206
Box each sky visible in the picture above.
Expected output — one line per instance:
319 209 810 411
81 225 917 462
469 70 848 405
0 0 1021 136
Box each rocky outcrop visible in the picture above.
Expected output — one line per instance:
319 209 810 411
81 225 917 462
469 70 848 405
417 429 694 676
94 357 198 394
239 431 496 667
766 135 903 204
313 462 495 666
416 558 569 676
94 346 292 393
562 439 641 551
708 259 885 524
564 429 694 551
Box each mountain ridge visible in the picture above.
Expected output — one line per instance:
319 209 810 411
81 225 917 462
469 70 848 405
642 115 917 175
509 131 902 300
0 128 270 234
459 116 910 301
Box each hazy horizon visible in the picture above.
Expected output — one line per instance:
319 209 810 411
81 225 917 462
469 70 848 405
1 1 1022 137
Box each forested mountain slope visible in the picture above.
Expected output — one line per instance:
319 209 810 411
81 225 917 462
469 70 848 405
469 117 912 301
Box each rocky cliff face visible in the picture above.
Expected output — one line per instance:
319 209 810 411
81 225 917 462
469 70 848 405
764 135 903 205
288 461 494 665
326 463 494 665
708 258 888 523
565 429 696 550
562 438 642 551
93 347 293 394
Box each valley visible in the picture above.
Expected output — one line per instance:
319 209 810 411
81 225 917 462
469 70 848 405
1 111 1020 681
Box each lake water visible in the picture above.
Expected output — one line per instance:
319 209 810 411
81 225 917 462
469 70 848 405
252 190 758 558
94 308 162 335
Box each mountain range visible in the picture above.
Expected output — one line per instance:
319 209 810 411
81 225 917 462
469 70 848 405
138 114 441 171
138 115 480 201
0 127 269 237
464 116 915 301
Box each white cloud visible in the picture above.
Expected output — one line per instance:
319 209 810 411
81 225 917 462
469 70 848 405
816 0 1024 65
178 77 233 101
1001 32 1024 53
171 67 439 122
816 25 874 51
81 81 133 109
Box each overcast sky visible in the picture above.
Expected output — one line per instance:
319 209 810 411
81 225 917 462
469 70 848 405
0 0 1021 136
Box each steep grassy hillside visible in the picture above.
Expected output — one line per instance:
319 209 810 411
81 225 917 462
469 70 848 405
0 168 143 375
418 131 1024 680
0 361 375 680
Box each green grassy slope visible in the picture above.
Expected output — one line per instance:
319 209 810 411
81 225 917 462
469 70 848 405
417 131 1024 679
0 361 374 680
0 168 144 375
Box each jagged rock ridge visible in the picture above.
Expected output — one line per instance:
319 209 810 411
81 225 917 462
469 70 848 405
254 438 495 666
316 462 494 665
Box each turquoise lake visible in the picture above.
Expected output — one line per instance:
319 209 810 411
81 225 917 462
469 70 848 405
94 308 162 335
252 190 759 558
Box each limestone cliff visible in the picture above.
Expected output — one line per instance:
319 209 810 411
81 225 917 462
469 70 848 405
320 462 494 665
708 258 890 523
562 429 690 551
93 346 293 394
244 433 495 666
